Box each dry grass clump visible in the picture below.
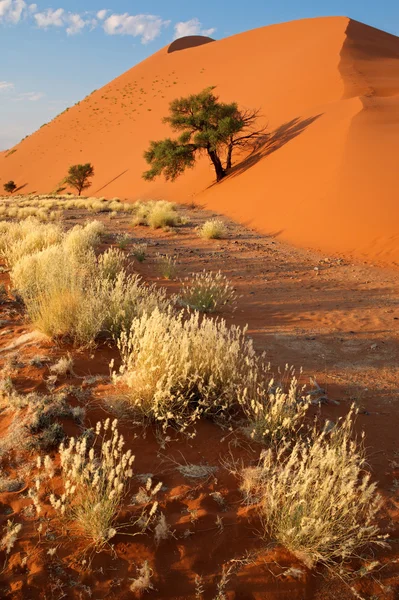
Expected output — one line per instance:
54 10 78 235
131 200 182 229
198 219 226 240
11 228 168 345
63 220 105 258
32 419 137 551
115 308 264 432
156 253 177 279
238 372 310 443
97 247 126 281
0 218 63 267
178 270 237 313
240 406 387 569
130 243 147 263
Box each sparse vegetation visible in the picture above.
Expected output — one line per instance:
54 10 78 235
156 253 177 279
198 219 226 239
178 270 237 313
240 406 387 569
32 419 138 551
131 200 182 229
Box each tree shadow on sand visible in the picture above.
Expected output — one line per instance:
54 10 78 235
226 114 323 180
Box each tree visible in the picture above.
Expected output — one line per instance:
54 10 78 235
143 87 266 183
64 163 94 196
3 180 17 194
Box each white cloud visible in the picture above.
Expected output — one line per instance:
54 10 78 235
103 12 170 43
34 7 64 28
65 13 87 35
0 81 15 92
28 3 36 12
96 9 108 20
0 0 27 24
174 17 215 39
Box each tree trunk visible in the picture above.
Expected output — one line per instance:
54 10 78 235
207 148 226 182
226 139 233 170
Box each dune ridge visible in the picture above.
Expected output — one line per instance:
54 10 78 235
1 16 399 263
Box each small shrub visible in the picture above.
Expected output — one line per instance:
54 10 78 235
238 372 310 444
32 419 137 551
156 253 177 279
131 243 147 263
131 200 182 229
114 308 257 431
198 219 226 239
117 233 130 250
178 270 236 313
241 406 387 569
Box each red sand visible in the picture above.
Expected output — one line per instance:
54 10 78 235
1 16 399 263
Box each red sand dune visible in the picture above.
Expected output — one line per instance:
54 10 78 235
1 16 399 263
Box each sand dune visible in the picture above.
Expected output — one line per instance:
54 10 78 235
1 16 399 263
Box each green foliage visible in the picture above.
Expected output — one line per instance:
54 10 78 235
143 139 196 181
143 87 258 183
64 163 94 196
3 181 17 194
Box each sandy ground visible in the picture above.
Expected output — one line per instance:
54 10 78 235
1 17 399 263
0 204 398 599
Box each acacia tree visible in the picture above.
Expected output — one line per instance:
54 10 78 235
3 180 17 195
143 87 266 183
64 163 94 196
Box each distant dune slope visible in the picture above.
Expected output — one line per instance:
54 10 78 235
1 16 399 263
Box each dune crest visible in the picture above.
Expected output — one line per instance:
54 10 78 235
1 16 399 264
167 35 215 53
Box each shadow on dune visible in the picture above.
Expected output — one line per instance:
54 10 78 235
93 169 129 195
227 114 323 179
14 183 28 194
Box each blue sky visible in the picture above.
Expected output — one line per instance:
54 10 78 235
1 0 398 150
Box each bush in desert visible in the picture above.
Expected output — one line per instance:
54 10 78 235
64 163 94 196
240 406 387 569
143 87 266 182
178 270 237 313
3 181 17 195
198 219 226 240
10 226 168 345
131 200 182 229
114 308 305 435
0 218 63 267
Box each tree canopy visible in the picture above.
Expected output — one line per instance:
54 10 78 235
3 180 16 195
143 87 266 183
65 163 94 196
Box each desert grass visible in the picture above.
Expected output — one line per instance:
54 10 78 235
130 243 147 262
0 218 63 267
240 406 387 569
114 308 294 433
178 270 237 313
31 419 139 551
156 253 178 279
238 373 310 443
8 219 168 344
131 200 182 229
198 219 226 240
